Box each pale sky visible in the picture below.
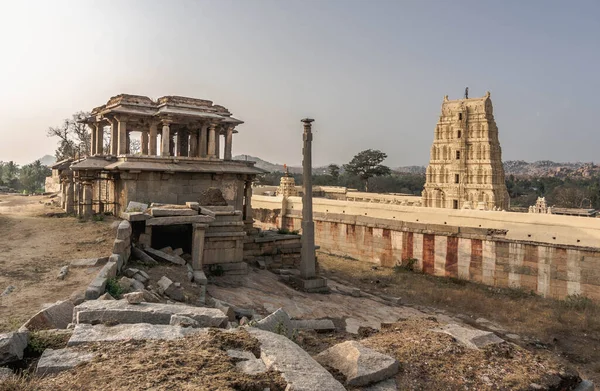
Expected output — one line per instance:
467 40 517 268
0 0 598 167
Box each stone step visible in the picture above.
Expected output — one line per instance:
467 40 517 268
67 323 208 346
73 300 227 328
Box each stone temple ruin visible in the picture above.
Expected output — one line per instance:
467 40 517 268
54 94 263 232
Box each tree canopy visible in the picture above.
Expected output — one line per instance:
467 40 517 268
343 149 391 191
47 111 91 160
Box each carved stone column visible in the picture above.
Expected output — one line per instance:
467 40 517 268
189 129 198 157
207 123 217 158
117 118 128 155
191 223 207 270
177 129 189 157
214 130 220 159
89 125 97 155
199 123 208 157
161 120 171 157
141 130 149 155
243 178 253 228
96 124 104 155
224 126 234 160
149 122 158 156
64 177 74 214
300 118 315 279
82 180 93 219
110 119 118 155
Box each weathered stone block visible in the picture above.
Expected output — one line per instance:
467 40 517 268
0 332 29 365
431 324 504 349
254 308 294 338
157 276 185 301
67 323 207 346
315 341 399 387
150 208 197 217
123 292 144 304
69 257 108 268
144 248 186 266
131 247 158 265
116 220 132 240
23 300 74 331
112 239 129 255
36 348 95 376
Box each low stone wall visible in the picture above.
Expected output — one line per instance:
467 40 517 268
253 199 600 301
244 234 302 270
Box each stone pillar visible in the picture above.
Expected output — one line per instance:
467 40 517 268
199 123 208 157
207 123 217 158
214 130 220 159
89 125 97 155
65 179 74 214
117 119 127 155
60 179 67 209
149 122 158 156
192 223 207 270
300 118 316 279
177 129 189 157
161 121 171 157
243 179 253 228
189 129 198 157
82 181 93 218
96 124 104 155
224 126 234 160
141 131 149 155
110 120 118 155
74 180 81 216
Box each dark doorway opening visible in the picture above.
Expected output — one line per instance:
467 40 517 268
151 224 193 254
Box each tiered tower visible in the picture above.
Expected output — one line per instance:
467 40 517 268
276 164 298 197
422 91 509 210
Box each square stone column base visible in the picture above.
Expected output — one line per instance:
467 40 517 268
289 276 330 293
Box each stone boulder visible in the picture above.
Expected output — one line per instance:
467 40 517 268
0 332 29 365
157 276 185 301
247 328 345 391
315 340 399 387
169 315 200 328
198 187 228 206
23 300 74 331
36 348 95 376
123 292 144 304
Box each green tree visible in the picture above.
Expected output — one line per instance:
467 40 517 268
328 164 340 179
343 149 391 192
0 161 20 188
19 160 51 193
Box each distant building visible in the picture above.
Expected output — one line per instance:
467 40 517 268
422 92 510 210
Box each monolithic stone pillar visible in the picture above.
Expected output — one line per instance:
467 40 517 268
199 123 208 157
243 179 253 226
214 131 220 159
117 119 128 155
207 123 217 158
141 131 149 155
96 124 104 155
110 120 118 155
300 118 316 279
82 181 93 219
161 121 171 157
126 131 131 154
189 130 198 157
73 180 81 216
149 122 158 156
65 180 74 214
89 125 97 155
60 179 67 209
191 223 207 270
224 126 233 160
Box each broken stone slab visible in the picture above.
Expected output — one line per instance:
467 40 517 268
23 300 74 331
157 276 185 301
173 248 184 256
169 315 200 328
131 247 158 265
56 265 69 280
116 220 132 240
291 319 336 332
133 273 148 285
36 348 95 376
98 292 115 300
150 208 198 217
247 328 345 391
112 239 130 255
73 300 227 328
69 257 108 268
145 215 214 226
254 308 295 339
0 332 29 365
213 300 236 322
119 212 149 222
159 246 174 254
316 341 399 387
123 292 144 304
432 324 505 350
144 247 186 266
67 323 208 346
125 201 148 213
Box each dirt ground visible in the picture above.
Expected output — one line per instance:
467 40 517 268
316 251 600 385
1 329 287 391
0 194 115 332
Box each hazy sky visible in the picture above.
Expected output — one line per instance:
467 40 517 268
0 0 598 167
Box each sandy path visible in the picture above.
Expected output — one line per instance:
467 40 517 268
0 194 115 331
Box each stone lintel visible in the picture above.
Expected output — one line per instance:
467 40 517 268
146 215 214 226
204 231 247 238
149 208 198 217
120 212 150 222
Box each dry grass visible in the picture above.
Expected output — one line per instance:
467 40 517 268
317 251 600 383
1 329 286 391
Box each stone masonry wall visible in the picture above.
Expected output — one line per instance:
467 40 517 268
252 196 600 301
